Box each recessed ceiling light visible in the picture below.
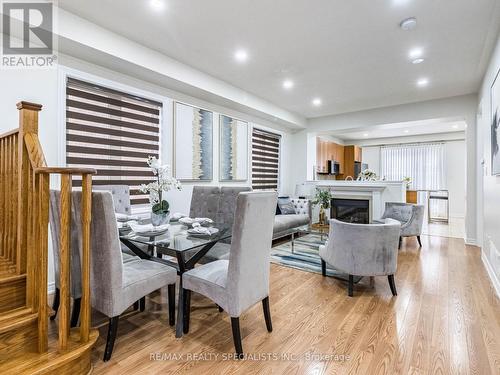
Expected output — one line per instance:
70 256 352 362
412 58 425 64
452 124 459 129
150 0 165 10
234 49 248 63
392 0 411 6
404 129 410 133
417 78 429 87
409 47 423 59
283 79 294 90
400 17 417 31
312 98 322 106
363 133 369 137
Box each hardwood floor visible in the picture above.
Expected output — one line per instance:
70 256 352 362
78 235 499 374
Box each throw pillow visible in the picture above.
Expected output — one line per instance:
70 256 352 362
277 197 296 215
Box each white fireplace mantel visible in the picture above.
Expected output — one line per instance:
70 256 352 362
305 180 406 220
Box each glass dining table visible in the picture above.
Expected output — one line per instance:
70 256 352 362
119 221 231 338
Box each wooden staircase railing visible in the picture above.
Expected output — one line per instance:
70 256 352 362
0 102 98 374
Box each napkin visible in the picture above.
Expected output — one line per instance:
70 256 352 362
129 222 169 233
116 213 140 222
188 226 218 236
171 212 187 220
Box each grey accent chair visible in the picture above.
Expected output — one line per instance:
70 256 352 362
319 219 401 297
182 191 278 358
380 202 425 248
188 186 251 263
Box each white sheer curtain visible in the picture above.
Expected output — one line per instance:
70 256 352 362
380 142 446 190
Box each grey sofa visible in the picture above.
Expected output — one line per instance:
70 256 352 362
379 202 425 248
273 198 312 239
319 219 401 297
182 191 278 358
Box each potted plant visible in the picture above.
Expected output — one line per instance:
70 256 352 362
140 156 182 226
312 188 332 225
402 176 412 189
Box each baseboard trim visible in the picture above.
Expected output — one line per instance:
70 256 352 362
465 238 477 246
481 251 500 299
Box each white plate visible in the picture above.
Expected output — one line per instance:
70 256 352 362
187 227 219 237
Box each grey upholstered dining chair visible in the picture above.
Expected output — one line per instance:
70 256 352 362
189 186 221 219
189 186 252 263
51 190 178 361
182 191 278 358
92 184 132 214
319 219 401 297
380 202 425 248
49 190 141 327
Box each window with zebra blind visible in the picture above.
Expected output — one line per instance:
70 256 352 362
251 128 281 190
65 77 162 206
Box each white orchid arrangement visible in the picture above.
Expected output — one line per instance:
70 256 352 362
357 169 379 181
140 156 182 215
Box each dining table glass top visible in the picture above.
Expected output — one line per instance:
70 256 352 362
119 221 231 253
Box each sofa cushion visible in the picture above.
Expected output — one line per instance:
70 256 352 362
277 197 296 215
273 214 310 234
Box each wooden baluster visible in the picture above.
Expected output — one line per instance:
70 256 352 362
58 174 72 350
80 174 92 343
0 137 5 259
8 135 13 263
37 172 49 352
0 138 3 258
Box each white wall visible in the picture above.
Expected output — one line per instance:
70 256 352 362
361 140 466 219
477 34 500 294
361 146 380 175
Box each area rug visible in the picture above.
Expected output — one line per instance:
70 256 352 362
270 234 362 282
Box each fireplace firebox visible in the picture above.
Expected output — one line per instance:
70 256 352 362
331 198 370 224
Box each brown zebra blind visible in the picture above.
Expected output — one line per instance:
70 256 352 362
66 77 162 206
251 128 281 190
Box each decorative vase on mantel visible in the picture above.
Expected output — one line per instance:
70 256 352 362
319 205 327 225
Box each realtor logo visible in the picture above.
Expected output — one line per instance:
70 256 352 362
1 1 57 68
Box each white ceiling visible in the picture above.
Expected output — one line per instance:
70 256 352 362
324 118 467 142
58 0 500 119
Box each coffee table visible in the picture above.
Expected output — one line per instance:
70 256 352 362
277 223 329 253
120 221 231 338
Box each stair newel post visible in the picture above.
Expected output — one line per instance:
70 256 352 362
16 102 42 306
16 102 41 257
58 174 72 350
80 174 92 343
